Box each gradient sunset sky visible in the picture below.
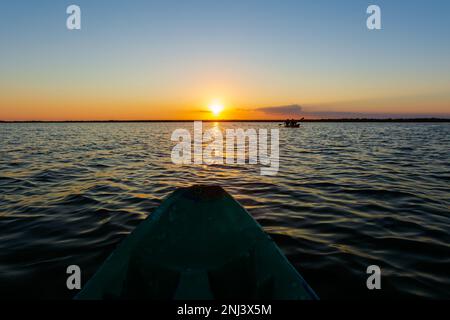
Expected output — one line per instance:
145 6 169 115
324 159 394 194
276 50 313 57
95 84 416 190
1 0 450 120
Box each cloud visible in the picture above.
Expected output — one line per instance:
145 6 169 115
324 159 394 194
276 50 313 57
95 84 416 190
255 104 302 115
302 110 450 119
301 110 378 118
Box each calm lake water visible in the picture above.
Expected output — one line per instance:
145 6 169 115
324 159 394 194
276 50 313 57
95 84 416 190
0 122 449 299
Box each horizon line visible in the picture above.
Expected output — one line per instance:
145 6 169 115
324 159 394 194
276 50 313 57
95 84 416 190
1 118 450 123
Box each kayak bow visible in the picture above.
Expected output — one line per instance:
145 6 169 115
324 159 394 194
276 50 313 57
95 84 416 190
76 185 318 300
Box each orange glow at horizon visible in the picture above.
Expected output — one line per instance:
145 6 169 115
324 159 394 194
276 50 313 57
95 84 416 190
1 86 450 121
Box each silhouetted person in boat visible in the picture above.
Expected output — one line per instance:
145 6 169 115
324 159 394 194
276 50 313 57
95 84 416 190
284 119 294 127
284 118 304 127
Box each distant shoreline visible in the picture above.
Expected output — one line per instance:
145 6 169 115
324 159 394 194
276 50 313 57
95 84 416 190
0 118 449 123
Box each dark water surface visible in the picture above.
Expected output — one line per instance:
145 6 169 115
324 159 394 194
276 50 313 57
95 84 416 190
1 122 449 299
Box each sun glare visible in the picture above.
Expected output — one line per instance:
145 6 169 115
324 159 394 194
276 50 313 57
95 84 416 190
209 101 224 116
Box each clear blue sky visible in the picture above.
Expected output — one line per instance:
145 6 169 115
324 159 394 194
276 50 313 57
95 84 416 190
1 0 449 120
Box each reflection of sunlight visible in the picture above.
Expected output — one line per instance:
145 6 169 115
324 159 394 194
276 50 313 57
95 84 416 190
208 123 222 138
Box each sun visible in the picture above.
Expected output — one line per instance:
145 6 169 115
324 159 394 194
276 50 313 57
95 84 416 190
209 101 224 116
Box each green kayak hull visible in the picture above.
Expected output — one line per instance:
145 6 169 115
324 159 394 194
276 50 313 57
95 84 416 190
76 185 318 300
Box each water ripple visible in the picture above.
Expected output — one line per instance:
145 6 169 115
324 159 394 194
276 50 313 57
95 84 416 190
0 122 449 299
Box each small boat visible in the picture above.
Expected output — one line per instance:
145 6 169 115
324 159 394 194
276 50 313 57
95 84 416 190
284 123 300 128
282 118 303 128
76 185 318 300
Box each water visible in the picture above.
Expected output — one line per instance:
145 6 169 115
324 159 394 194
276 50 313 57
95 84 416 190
0 122 449 299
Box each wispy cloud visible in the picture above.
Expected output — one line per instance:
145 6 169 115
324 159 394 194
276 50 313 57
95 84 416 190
301 110 450 119
251 100 450 119
255 104 302 115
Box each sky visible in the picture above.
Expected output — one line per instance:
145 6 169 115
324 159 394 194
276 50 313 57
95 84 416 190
1 0 450 120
